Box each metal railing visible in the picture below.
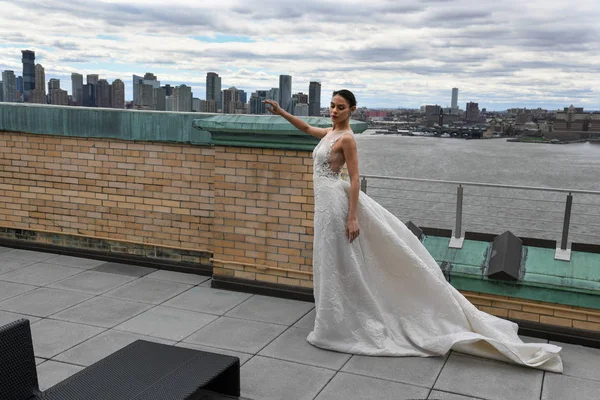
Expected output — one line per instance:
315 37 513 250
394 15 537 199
358 174 600 260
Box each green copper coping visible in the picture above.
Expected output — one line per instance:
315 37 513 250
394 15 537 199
193 114 368 150
0 103 211 144
0 103 368 151
422 235 600 309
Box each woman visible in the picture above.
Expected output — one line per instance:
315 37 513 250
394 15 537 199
264 90 563 373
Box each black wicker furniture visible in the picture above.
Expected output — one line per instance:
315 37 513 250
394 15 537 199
0 319 240 400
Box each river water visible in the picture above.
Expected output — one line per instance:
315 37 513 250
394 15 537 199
354 130 600 244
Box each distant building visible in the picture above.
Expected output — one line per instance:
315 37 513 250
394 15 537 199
82 84 96 107
291 92 308 116
2 70 17 102
200 99 218 113
309 81 321 116
162 84 173 97
111 79 125 109
249 90 267 114
47 78 64 105
424 105 441 116
192 97 201 112
554 105 600 132
451 88 459 112
133 73 160 107
206 72 220 100
279 75 292 112
294 103 309 116
367 111 387 118
48 78 60 94
71 73 83 104
0 81 3 102
86 74 99 85
223 87 242 114
96 79 111 108
267 88 279 101
232 90 244 106
172 85 192 112
30 64 46 104
466 102 480 122
293 92 308 104
152 87 166 111
16 75 23 95
51 88 68 106
165 95 173 111
21 50 35 101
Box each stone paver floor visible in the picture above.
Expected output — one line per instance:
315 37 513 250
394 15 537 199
1 246 599 400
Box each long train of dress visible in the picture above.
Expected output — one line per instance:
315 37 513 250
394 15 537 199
306 132 563 373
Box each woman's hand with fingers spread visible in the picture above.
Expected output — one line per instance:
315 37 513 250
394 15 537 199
264 99 283 115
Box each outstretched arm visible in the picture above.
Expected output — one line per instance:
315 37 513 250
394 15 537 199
264 100 328 139
341 135 360 243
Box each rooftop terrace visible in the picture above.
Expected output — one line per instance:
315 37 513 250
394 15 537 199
1 246 599 400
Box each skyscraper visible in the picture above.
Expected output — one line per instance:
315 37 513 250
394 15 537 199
192 98 201 112
0 82 3 102
451 88 459 112
86 74 99 85
111 79 125 109
48 78 61 105
238 90 247 105
249 90 268 114
294 103 309 116
31 64 46 104
2 70 17 103
16 76 23 95
133 73 160 107
96 79 111 108
132 74 142 105
82 84 96 107
152 87 166 110
48 78 60 94
51 89 68 105
172 85 192 112
21 50 35 102
71 73 83 104
267 88 279 101
309 81 321 116
206 72 221 103
279 75 292 112
293 92 308 104
222 87 239 114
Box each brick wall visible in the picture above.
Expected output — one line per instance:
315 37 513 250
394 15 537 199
211 146 314 288
0 131 214 257
463 291 600 333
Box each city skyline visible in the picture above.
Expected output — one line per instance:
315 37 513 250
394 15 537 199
0 1 598 110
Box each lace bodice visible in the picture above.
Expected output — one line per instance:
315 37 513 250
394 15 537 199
312 133 347 179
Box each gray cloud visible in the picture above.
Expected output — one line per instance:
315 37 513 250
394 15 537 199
52 40 80 50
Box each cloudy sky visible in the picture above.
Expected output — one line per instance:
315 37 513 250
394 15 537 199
0 0 598 110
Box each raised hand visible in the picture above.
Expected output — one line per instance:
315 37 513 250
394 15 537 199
264 99 283 115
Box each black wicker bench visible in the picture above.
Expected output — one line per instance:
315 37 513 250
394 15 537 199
1 319 240 400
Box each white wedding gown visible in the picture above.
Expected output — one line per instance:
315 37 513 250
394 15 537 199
306 131 563 373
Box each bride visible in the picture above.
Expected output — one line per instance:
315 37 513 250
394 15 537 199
264 91 563 373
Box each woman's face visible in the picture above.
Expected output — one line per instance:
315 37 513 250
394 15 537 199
330 95 353 123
